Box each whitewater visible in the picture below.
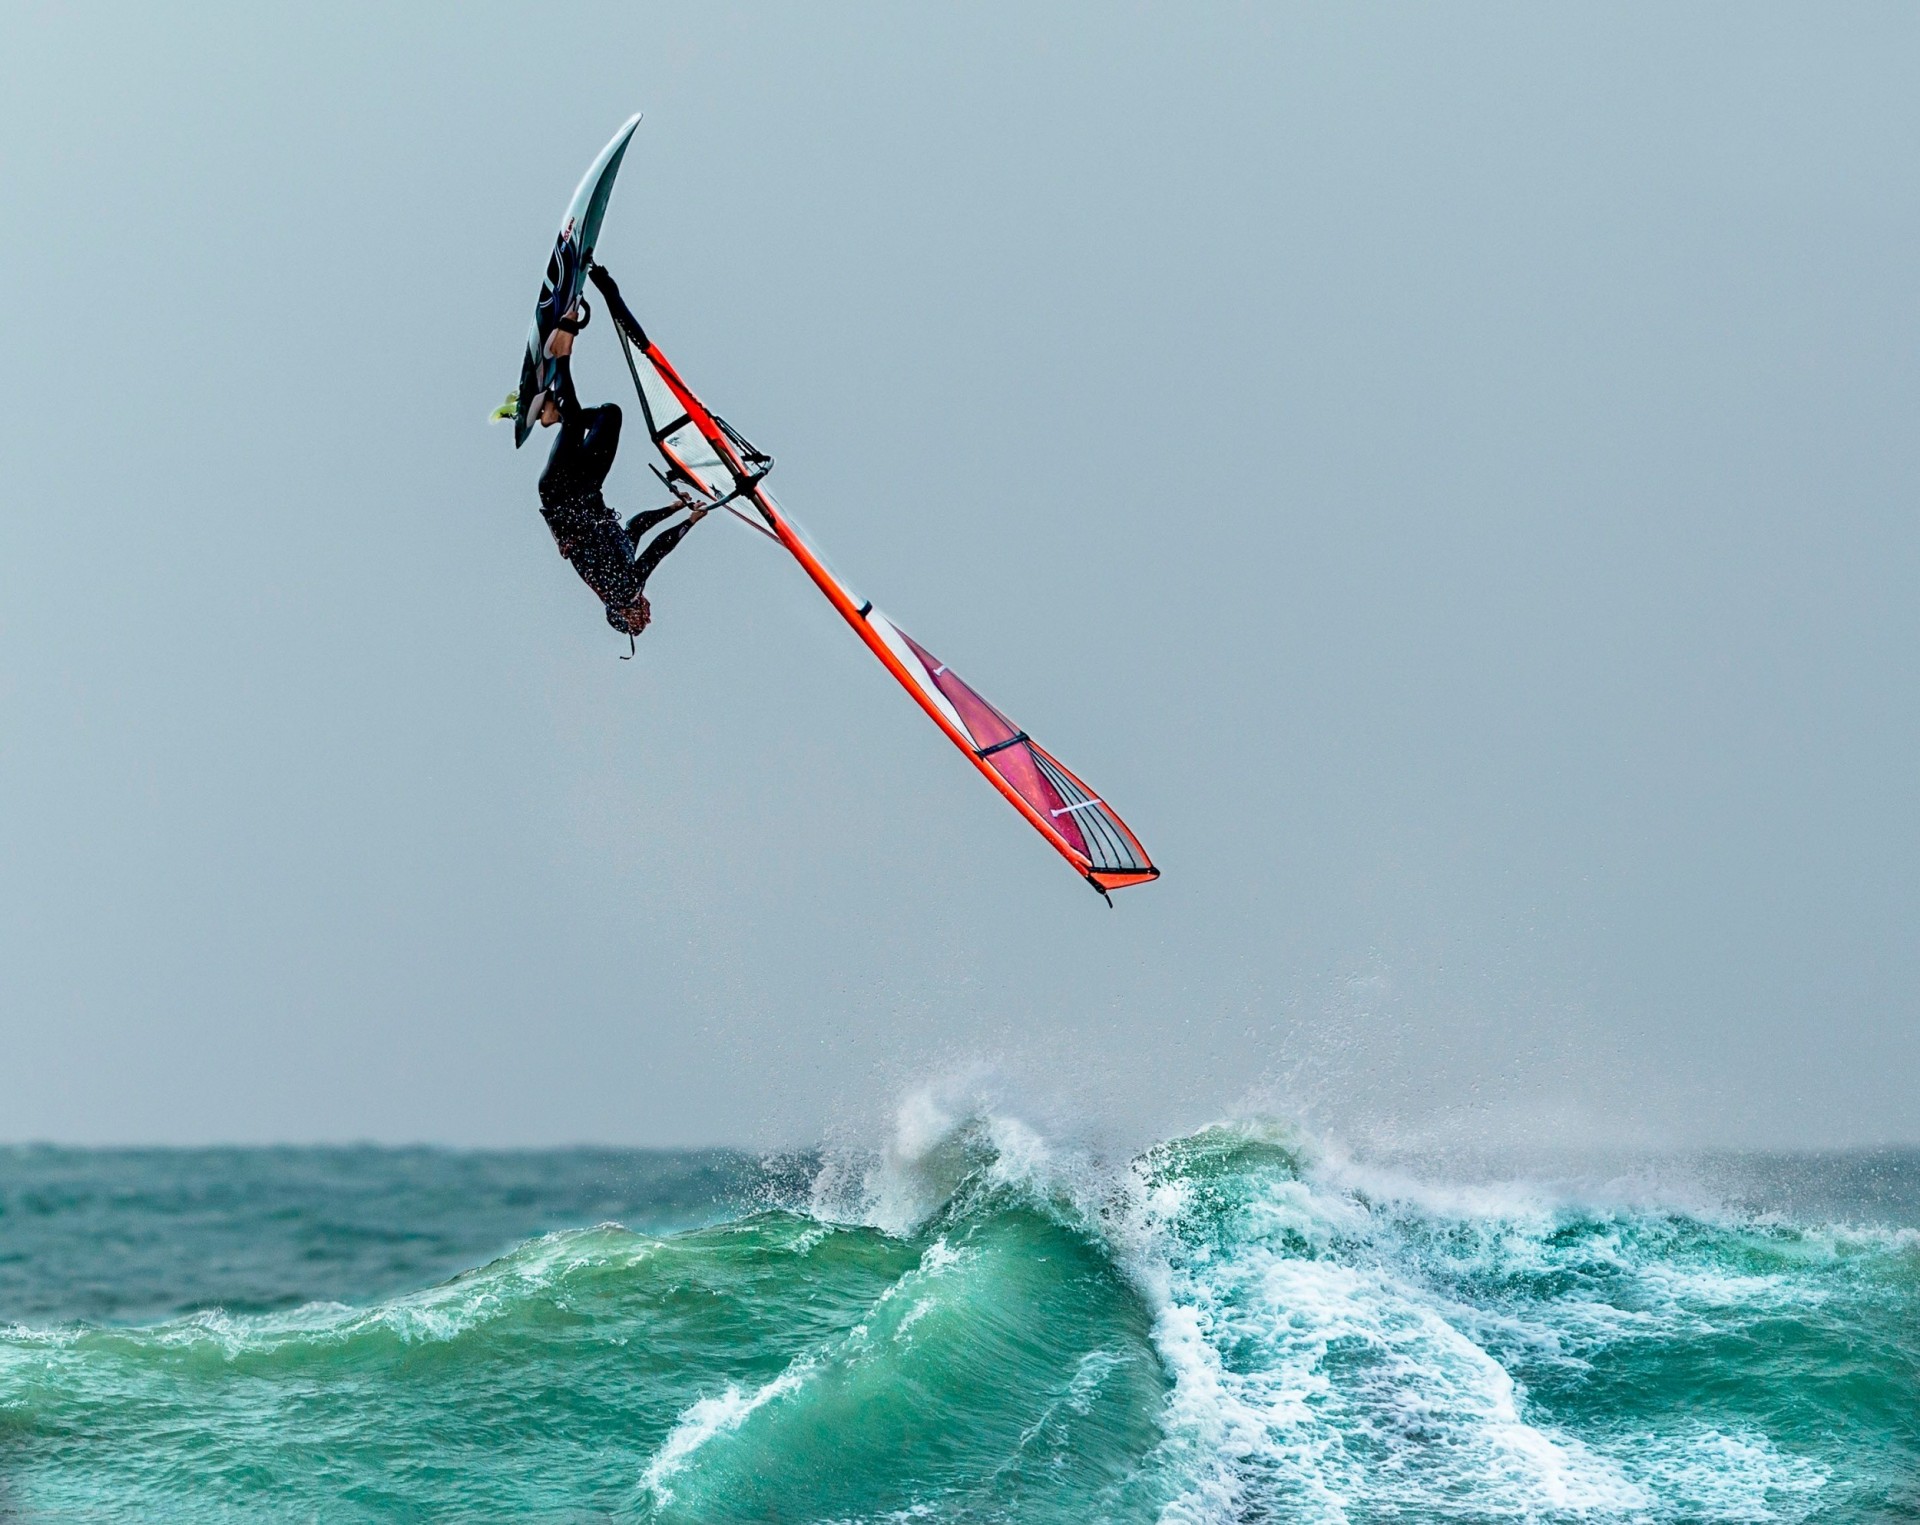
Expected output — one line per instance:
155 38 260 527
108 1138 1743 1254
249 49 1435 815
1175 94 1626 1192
1 1108 1915 1522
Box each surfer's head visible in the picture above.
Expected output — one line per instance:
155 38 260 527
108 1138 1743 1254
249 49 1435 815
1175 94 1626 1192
606 593 651 637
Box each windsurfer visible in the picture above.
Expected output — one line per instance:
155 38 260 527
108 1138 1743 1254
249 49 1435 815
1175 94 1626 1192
534 274 705 642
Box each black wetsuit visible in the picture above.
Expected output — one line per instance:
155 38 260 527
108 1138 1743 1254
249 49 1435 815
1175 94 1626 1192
537 283 697 625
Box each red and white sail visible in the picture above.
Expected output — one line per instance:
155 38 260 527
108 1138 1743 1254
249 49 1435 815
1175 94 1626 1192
616 326 1158 898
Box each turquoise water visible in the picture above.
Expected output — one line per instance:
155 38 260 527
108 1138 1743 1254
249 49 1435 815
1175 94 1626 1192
1 1120 1916 1521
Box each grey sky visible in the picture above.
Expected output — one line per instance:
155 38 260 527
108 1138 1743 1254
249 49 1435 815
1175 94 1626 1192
2 3 1914 1150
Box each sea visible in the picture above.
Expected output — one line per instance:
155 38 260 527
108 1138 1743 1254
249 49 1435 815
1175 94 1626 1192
1 1109 1916 1523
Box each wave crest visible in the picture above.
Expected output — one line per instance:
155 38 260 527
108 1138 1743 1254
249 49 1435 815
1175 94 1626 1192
3 1109 1913 1522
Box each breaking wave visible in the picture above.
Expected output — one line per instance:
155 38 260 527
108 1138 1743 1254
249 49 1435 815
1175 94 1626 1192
1 1102 1916 1522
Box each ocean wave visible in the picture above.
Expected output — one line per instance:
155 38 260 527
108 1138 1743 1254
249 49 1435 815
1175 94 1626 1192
2 1106 1915 1522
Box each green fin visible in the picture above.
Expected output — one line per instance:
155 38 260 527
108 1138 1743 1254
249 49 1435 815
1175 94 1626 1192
489 389 519 423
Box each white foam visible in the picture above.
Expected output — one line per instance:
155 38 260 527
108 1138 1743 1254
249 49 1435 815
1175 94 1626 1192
12 1223 664 1361
820 1077 1082 1236
1605 1426 1831 1522
1095 1123 1752 1522
890 1237 968 1342
640 1358 815 1504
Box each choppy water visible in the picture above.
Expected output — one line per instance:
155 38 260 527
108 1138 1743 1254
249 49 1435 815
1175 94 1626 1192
1 1117 1915 1522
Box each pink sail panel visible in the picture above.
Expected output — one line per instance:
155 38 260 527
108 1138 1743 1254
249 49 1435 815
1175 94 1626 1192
897 633 1022 752
988 737 1090 860
893 629 1153 884
894 632 1089 859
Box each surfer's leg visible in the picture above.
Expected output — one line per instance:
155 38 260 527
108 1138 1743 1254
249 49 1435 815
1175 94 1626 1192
579 403 623 485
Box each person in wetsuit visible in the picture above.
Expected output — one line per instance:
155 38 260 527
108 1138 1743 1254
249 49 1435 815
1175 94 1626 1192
533 263 705 642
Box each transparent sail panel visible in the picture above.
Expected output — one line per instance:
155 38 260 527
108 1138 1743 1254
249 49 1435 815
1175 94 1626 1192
630 359 683 437
1027 743 1152 874
627 352 735 499
659 418 733 498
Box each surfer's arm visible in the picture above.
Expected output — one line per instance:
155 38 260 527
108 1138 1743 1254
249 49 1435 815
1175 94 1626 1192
587 263 649 347
632 513 702 585
625 506 682 544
